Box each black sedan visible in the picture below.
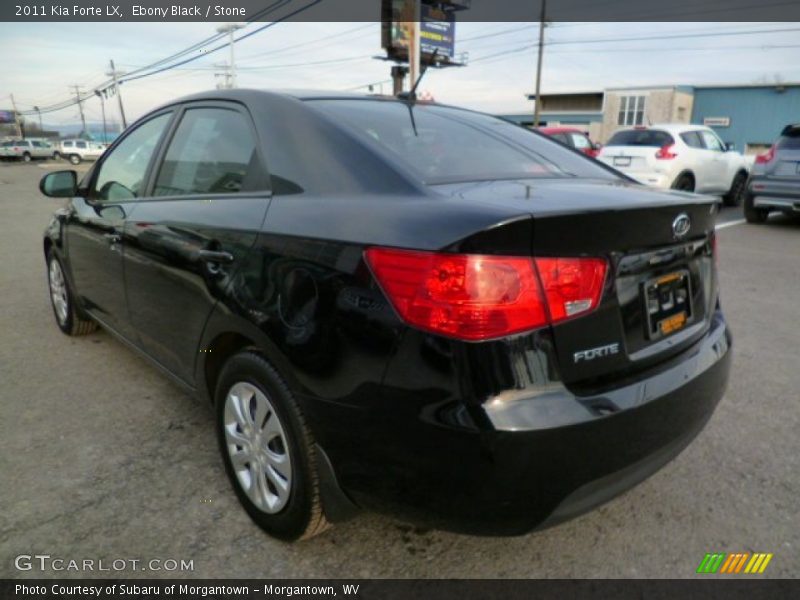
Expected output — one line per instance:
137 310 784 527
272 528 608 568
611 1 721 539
40 90 731 541
745 123 800 223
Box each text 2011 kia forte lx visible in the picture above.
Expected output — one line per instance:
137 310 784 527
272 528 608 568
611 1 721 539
40 90 731 540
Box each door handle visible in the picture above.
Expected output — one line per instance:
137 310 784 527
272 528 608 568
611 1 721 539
198 249 234 264
104 232 122 245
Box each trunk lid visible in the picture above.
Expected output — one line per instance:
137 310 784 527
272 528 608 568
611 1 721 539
438 178 719 388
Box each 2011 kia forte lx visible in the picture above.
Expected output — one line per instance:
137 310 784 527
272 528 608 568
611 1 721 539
40 90 731 541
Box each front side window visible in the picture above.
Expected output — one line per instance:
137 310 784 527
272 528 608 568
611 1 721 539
570 133 591 150
153 107 258 196
91 112 172 202
700 131 723 152
63 141 73 148
617 95 646 126
76 141 87 149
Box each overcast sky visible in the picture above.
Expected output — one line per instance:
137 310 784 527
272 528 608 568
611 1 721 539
2 21 799 127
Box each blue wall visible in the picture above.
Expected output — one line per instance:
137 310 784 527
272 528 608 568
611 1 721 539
691 86 800 151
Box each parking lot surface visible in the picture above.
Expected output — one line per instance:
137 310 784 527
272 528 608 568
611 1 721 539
1 162 798 578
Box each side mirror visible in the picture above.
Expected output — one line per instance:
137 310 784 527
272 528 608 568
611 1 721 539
593 142 603 150
39 170 78 198
724 142 735 151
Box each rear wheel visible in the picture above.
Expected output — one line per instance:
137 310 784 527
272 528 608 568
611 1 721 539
744 193 769 224
22 152 32 163
68 154 81 165
671 173 695 192
46 251 98 336
215 352 329 541
723 172 747 207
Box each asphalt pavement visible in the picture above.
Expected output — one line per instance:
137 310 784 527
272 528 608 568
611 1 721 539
1 161 798 578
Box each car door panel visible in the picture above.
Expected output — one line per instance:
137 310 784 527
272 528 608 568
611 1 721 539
65 111 175 342
123 103 271 384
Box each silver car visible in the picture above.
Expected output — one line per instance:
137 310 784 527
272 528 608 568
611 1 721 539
745 124 800 223
0 139 56 161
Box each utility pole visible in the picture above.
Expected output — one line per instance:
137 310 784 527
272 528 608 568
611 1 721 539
216 24 243 88
107 60 128 129
533 0 547 128
71 85 87 136
94 90 107 144
33 105 43 132
408 0 421 92
9 94 23 138
214 63 233 89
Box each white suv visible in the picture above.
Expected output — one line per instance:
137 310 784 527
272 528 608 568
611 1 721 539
57 139 105 165
597 124 750 206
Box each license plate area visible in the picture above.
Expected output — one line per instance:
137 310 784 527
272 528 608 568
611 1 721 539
643 270 693 340
613 156 631 167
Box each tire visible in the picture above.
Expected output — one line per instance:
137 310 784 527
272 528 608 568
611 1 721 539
671 173 695 192
52 152 60 160
69 154 81 165
22 152 32 163
215 352 329 541
723 172 747 207
46 250 98 336
744 193 769 224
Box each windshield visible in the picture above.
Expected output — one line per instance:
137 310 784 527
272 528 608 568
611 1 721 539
607 129 674 147
308 99 617 184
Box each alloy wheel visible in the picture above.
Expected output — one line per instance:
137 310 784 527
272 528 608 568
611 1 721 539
48 258 69 324
223 381 293 514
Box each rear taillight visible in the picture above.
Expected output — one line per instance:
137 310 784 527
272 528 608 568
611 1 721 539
535 257 608 323
655 144 678 160
755 145 776 164
365 248 607 341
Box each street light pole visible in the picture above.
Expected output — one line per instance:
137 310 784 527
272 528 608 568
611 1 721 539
533 0 547 128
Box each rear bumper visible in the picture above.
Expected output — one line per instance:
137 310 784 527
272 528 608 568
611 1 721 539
315 312 731 535
748 176 800 210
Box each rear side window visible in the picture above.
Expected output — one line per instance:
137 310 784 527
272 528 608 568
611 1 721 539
680 131 704 149
153 107 259 196
606 130 674 147
63 141 73 148
777 126 800 149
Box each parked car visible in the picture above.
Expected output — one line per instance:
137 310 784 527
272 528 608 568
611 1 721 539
744 123 800 223
56 139 105 164
39 90 731 541
597 124 750 205
0 139 57 161
539 126 600 157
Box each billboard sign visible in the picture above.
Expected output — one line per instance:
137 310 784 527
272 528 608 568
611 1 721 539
382 0 458 63
0 110 16 124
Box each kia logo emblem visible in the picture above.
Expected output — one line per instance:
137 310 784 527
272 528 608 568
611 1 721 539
672 213 691 239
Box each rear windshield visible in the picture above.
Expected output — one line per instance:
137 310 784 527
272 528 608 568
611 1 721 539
777 126 800 150
308 99 616 184
607 129 675 147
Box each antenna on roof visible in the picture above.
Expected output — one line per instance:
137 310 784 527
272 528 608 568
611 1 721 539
398 49 439 104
